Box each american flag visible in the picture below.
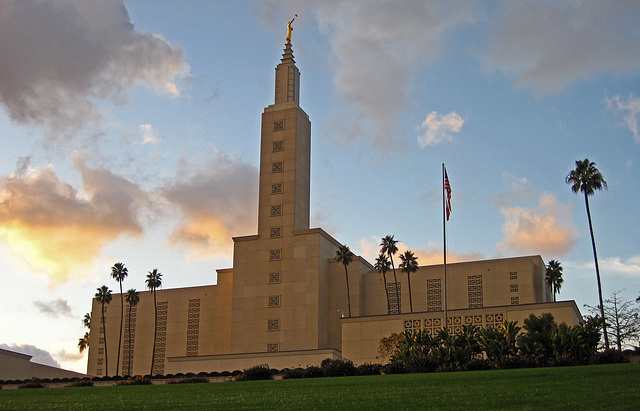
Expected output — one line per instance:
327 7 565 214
444 168 452 220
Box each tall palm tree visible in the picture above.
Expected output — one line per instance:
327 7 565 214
336 245 355 317
380 235 400 313
145 269 162 376
78 332 90 353
566 158 609 349
110 262 128 376
399 250 419 313
374 253 392 314
124 288 140 376
82 312 91 329
95 285 112 376
545 260 564 302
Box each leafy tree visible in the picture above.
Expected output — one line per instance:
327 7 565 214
566 158 609 349
125 288 140 376
95 285 112 376
336 245 355 317
374 253 392 314
399 250 419 313
110 262 128 376
380 235 400 313
477 320 520 362
586 290 640 351
545 260 564 302
78 332 90 353
145 269 163 376
517 313 557 364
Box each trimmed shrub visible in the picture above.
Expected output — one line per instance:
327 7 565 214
591 349 630 364
304 366 326 378
67 379 94 387
357 363 382 376
463 358 495 372
321 358 357 377
281 368 305 379
19 380 44 389
383 361 408 375
167 376 209 384
406 354 440 374
242 364 272 381
116 376 152 386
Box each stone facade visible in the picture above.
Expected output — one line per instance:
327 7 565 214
86 41 581 376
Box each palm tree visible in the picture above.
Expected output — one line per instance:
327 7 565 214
124 288 140 376
566 158 609 349
145 269 162 376
380 235 400 313
336 245 355 317
95 285 112 376
374 253 392 314
82 312 91 329
78 332 90 353
399 250 419 313
110 262 128 376
545 260 564 302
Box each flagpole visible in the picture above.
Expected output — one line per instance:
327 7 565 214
442 163 448 332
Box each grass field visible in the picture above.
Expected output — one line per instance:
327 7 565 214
1 364 638 410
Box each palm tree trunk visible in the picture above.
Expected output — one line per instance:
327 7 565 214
389 255 400 314
117 282 123 376
150 289 158 376
407 272 413 313
382 272 391 314
585 192 610 349
127 304 132 376
101 304 108 377
344 265 352 317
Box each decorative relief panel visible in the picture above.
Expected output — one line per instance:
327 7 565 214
270 227 282 238
468 275 483 308
387 282 401 314
267 319 280 331
509 271 518 280
97 358 103 366
403 319 422 334
267 343 279 353
186 299 200 357
273 120 284 131
484 313 505 328
447 316 464 334
269 249 282 261
423 317 443 336
270 205 282 216
96 369 103 376
272 161 284 173
510 284 519 292
268 272 281 284
511 297 520 305
464 314 484 326
426 279 442 312
271 183 283 194
152 301 168 375
273 140 284 152
122 305 137 375
98 348 104 355
268 296 281 307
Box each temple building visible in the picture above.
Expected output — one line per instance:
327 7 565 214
87 37 582 376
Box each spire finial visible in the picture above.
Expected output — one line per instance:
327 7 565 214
286 14 297 44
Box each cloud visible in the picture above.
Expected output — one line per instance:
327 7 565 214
0 343 60 367
483 1 640 93
0 0 189 136
163 151 258 258
417 111 465 148
313 1 476 148
0 159 147 284
358 236 483 266
33 299 74 318
139 124 159 144
497 192 577 257
600 256 640 277
606 94 640 143
57 349 85 363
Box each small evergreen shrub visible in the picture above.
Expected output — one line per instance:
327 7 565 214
67 379 94 387
357 363 382 376
383 361 408 375
116 376 152 386
591 349 629 364
406 354 440 374
321 358 357 377
463 358 495 372
281 368 305 379
18 380 44 389
242 364 273 381
304 366 326 378
167 376 209 384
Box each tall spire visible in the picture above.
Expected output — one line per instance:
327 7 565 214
274 42 300 105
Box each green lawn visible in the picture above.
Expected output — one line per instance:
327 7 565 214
1 364 638 410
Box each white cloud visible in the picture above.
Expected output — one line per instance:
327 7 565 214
140 124 159 144
0 0 189 137
482 1 640 93
417 111 465 148
33 299 74 318
600 256 640 277
606 94 640 143
358 236 483 266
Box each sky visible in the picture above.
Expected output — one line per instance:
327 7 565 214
0 0 639 373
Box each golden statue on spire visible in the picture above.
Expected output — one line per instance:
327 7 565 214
286 14 297 44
